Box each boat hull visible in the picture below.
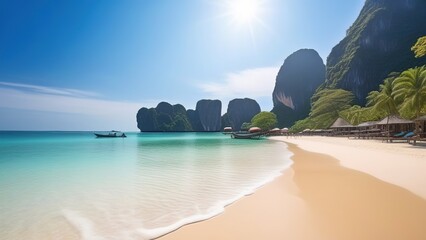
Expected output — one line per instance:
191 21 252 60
231 132 265 139
94 133 126 138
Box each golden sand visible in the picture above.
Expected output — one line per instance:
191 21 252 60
159 137 426 240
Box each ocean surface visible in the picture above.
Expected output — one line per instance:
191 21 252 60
0 131 292 240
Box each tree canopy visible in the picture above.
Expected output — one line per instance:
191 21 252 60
412 36 426 58
251 112 277 131
290 89 354 132
310 89 354 119
366 72 399 116
392 66 426 118
339 105 381 126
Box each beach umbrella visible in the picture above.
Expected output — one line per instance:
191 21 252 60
281 128 289 133
249 127 261 133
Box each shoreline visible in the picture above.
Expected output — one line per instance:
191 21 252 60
160 136 426 240
150 160 293 240
150 141 294 239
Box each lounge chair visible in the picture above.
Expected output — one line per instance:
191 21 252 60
403 132 415 138
393 131 407 138
388 131 414 143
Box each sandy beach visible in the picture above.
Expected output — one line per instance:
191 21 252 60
159 136 426 240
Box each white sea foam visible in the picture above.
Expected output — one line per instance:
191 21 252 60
62 209 103 240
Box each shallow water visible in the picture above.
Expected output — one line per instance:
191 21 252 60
0 132 291 240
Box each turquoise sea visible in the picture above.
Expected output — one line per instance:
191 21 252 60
0 132 292 240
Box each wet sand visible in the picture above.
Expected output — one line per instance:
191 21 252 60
159 137 426 240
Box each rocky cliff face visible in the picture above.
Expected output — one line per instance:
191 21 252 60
226 98 261 131
137 100 223 132
325 0 426 105
136 102 192 132
271 49 326 127
136 108 157 131
195 99 222 131
186 109 203 132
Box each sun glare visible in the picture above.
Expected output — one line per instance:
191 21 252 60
212 0 269 43
227 0 260 25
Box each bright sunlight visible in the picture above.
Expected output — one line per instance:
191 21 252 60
227 0 260 24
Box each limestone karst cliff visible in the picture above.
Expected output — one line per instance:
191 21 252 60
226 98 261 131
137 100 222 132
324 0 426 105
195 99 222 132
136 102 192 132
271 49 326 127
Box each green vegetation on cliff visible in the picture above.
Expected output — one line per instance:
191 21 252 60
290 89 354 132
325 4 383 89
324 0 426 105
291 66 426 132
412 36 426 58
137 103 193 132
251 112 277 131
289 0 426 132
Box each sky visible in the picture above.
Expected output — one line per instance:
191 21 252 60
0 0 364 131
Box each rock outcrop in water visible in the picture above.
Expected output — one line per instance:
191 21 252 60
195 99 222 131
226 98 261 131
271 49 326 128
324 0 426 105
186 109 203 132
136 102 193 132
137 100 222 132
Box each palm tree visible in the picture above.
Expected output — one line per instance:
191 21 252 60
342 106 380 125
367 72 399 116
367 72 400 137
392 66 426 119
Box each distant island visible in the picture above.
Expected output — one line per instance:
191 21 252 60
136 98 260 132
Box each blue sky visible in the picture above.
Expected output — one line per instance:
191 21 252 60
0 0 364 130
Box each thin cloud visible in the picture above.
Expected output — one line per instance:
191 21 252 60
0 83 159 130
0 81 100 98
0 87 142 116
199 66 279 99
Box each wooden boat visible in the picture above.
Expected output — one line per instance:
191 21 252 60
94 130 126 138
231 132 265 139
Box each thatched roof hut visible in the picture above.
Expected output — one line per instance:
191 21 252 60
330 118 353 129
329 118 355 135
377 115 413 125
376 115 414 133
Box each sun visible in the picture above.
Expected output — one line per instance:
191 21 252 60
227 0 261 25
211 0 268 43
